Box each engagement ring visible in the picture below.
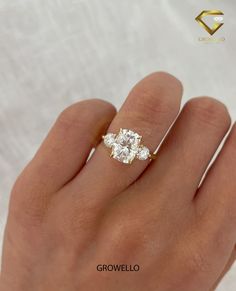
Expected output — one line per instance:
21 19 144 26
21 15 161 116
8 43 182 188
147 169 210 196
103 128 156 164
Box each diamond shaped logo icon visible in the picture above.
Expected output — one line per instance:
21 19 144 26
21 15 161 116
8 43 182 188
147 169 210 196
195 10 224 35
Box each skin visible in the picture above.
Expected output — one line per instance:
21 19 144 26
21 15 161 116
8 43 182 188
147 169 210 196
0 72 236 291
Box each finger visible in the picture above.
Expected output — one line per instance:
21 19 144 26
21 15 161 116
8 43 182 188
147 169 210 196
65 72 183 207
10 99 116 223
192 124 236 287
134 97 231 205
195 123 236 243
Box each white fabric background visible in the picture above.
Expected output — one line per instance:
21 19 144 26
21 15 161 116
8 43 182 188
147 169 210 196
0 0 235 289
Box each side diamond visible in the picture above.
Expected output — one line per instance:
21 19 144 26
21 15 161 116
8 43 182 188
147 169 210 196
137 146 150 160
103 133 116 148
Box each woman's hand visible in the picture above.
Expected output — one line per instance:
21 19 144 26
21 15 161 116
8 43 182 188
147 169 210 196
1 72 236 291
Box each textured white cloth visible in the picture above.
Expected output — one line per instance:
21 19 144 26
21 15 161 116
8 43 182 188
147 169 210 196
0 0 235 289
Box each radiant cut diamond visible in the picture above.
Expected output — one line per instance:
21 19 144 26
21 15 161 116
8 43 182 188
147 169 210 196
112 129 141 164
103 128 151 164
116 129 141 148
111 143 137 164
106 129 141 164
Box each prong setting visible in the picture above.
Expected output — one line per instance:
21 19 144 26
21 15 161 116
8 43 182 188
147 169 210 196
103 128 155 164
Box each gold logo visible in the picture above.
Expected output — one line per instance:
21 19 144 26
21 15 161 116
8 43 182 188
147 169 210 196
195 10 224 35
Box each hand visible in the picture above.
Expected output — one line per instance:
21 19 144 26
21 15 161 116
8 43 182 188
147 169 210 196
1 72 236 291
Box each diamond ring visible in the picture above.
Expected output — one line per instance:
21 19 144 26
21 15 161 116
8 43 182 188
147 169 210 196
102 128 156 164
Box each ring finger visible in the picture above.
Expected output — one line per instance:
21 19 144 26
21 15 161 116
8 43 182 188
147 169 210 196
65 72 183 207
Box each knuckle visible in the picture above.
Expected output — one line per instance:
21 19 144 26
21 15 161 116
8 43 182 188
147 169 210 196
10 173 27 205
180 241 209 275
9 198 45 229
11 174 23 195
141 71 183 97
57 102 91 129
186 248 208 274
151 71 183 93
57 99 115 130
9 175 47 228
134 84 177 114
125 88 177 132
103 216 146 258
185 97 231 129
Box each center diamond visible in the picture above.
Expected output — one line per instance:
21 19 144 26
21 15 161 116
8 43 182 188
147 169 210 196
111 129 141 164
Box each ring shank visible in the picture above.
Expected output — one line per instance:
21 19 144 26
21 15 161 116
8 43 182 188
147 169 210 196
149 153 157 160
